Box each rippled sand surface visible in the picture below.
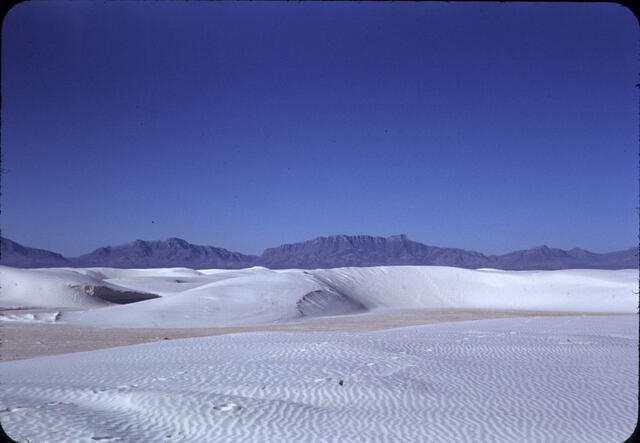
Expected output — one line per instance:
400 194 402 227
1 314 637 442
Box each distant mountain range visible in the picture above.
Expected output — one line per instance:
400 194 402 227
0 237 71 268
73 237 257 269
0 235 636 270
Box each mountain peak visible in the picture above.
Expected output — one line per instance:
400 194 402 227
163 237 189 247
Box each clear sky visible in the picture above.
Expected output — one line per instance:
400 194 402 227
1 2 638 256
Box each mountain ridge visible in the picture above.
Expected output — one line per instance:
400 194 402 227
71 237 257 269
0 235 636 270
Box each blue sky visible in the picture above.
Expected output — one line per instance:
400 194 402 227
1 2 637 256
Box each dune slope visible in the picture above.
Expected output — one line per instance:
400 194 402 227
1 265 635 328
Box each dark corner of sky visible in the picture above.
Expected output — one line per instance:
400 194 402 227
1 0 31 34
615 0 640 25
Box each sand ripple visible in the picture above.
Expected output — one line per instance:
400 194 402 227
0 315 637 442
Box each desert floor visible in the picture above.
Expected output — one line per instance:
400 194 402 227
0 308 618 361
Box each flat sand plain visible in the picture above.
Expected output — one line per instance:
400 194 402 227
0 308 620 361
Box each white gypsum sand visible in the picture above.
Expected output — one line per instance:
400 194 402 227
1 265 634 328
0 265 636 441
0 315 636 442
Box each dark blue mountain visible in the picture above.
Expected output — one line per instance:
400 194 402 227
0 235 636 270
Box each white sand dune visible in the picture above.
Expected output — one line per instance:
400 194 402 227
1 265 637 441
0 266 114 309
65 269 335 328
1 265 635 327
0 266 163 308
1 315 636 442
310 266 635 312
63 266 639 327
